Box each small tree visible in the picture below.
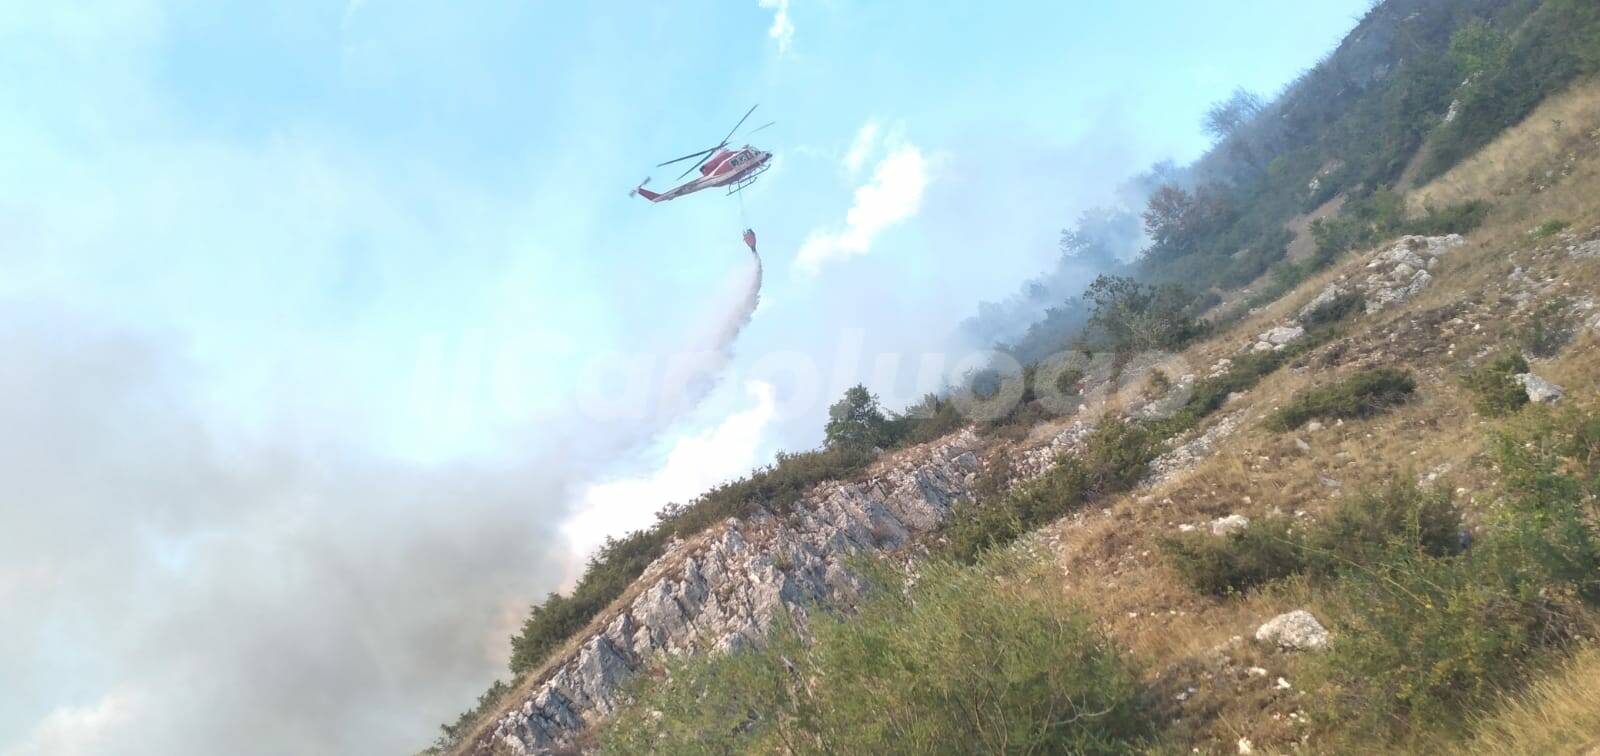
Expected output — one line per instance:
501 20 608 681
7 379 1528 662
1082 275 1203 354
1202 88 1265 141
1142 185 1194 248
825 385 894 451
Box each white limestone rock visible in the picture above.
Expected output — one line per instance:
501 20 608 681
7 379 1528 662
1255 609 1329 651
1210 514 1251 536
1515 373 1565 403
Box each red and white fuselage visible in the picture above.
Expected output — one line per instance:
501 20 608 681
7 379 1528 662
634 146 773 202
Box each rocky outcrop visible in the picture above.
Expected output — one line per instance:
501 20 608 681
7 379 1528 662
486 430 995 753
1147 413 1242 487
1359 235 1464 313
1292 235 1466 326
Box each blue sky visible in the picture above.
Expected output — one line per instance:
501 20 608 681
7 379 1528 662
0 2 1371 753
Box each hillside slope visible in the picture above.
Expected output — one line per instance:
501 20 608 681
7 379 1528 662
585 80 1600 752
438 2 1600 752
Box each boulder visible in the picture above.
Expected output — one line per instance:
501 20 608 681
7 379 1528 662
1210 514 1250 536
1297 284 1347 323
1515 373 1565 403
1255 609 1329 651
1259 325 1305 346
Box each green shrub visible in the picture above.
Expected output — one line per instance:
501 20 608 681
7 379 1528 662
1304 481 1466 572
1305 546 1575 742
599 558 1156 755
1520 297 1576 358
1162 482 1462 598
892 393 967 448
1532 218 1571 239
1305 404 1600 744
1299 291 1365 329
1488 405 1600 601
1266 368 1416 431
1404 200 1491 236
825 385 896 451
1082 275 1208 354
1162 517 1307 597
941 419 1157 563
1463 353 1530 417
1155 327 1339 438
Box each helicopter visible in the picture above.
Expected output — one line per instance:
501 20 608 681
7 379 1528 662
632 105 774 203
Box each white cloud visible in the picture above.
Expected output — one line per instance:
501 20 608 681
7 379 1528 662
843 120 880 175
758 0 793 54
10 690 137 756
560 381 778 576
796 132 930 275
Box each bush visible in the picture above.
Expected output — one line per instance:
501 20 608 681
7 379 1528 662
1266 368 1416 431
1082 275 1207 354
941 419 1157 563
891 393 967 448
1155 327 1338 439
1299 291 1365 329
1404 200 1491 236
1162 517 1306 597
599 558 1156 755
1304 481 1465 572
1532 218 1571 239
1421 1 1600 180
1162 482 1462 598
1304 404 1600 744
1520 297 1576 358
1305 547 1575 742
1463 353 1530 417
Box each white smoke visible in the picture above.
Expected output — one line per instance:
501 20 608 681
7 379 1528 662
655 249 764 419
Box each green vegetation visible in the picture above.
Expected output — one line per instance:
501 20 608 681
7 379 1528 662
1421 0 1600 180
1156 325 1340 438
1463 353 1531 416
1532 218 1571 238
1520 297 1577 358
1299 291 1365 329
1082 274 1208 354
941 419 1157 563
824 384 896 451
1265 367 1416 431
891 393 968 448
1306 406 1600 742
1161 517 1306 597
599 557 1156 755
1162 483 1463 597
1157 405 1600 747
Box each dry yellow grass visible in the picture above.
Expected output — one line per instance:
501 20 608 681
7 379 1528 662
1454 647 1600 756
1412 78 1600 215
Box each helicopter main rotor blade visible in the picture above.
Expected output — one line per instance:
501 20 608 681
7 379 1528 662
657 146 718 167
744 120 776 136
720 105 758 145
676 150 719 180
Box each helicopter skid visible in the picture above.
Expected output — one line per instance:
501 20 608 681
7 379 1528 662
726 162 771 195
